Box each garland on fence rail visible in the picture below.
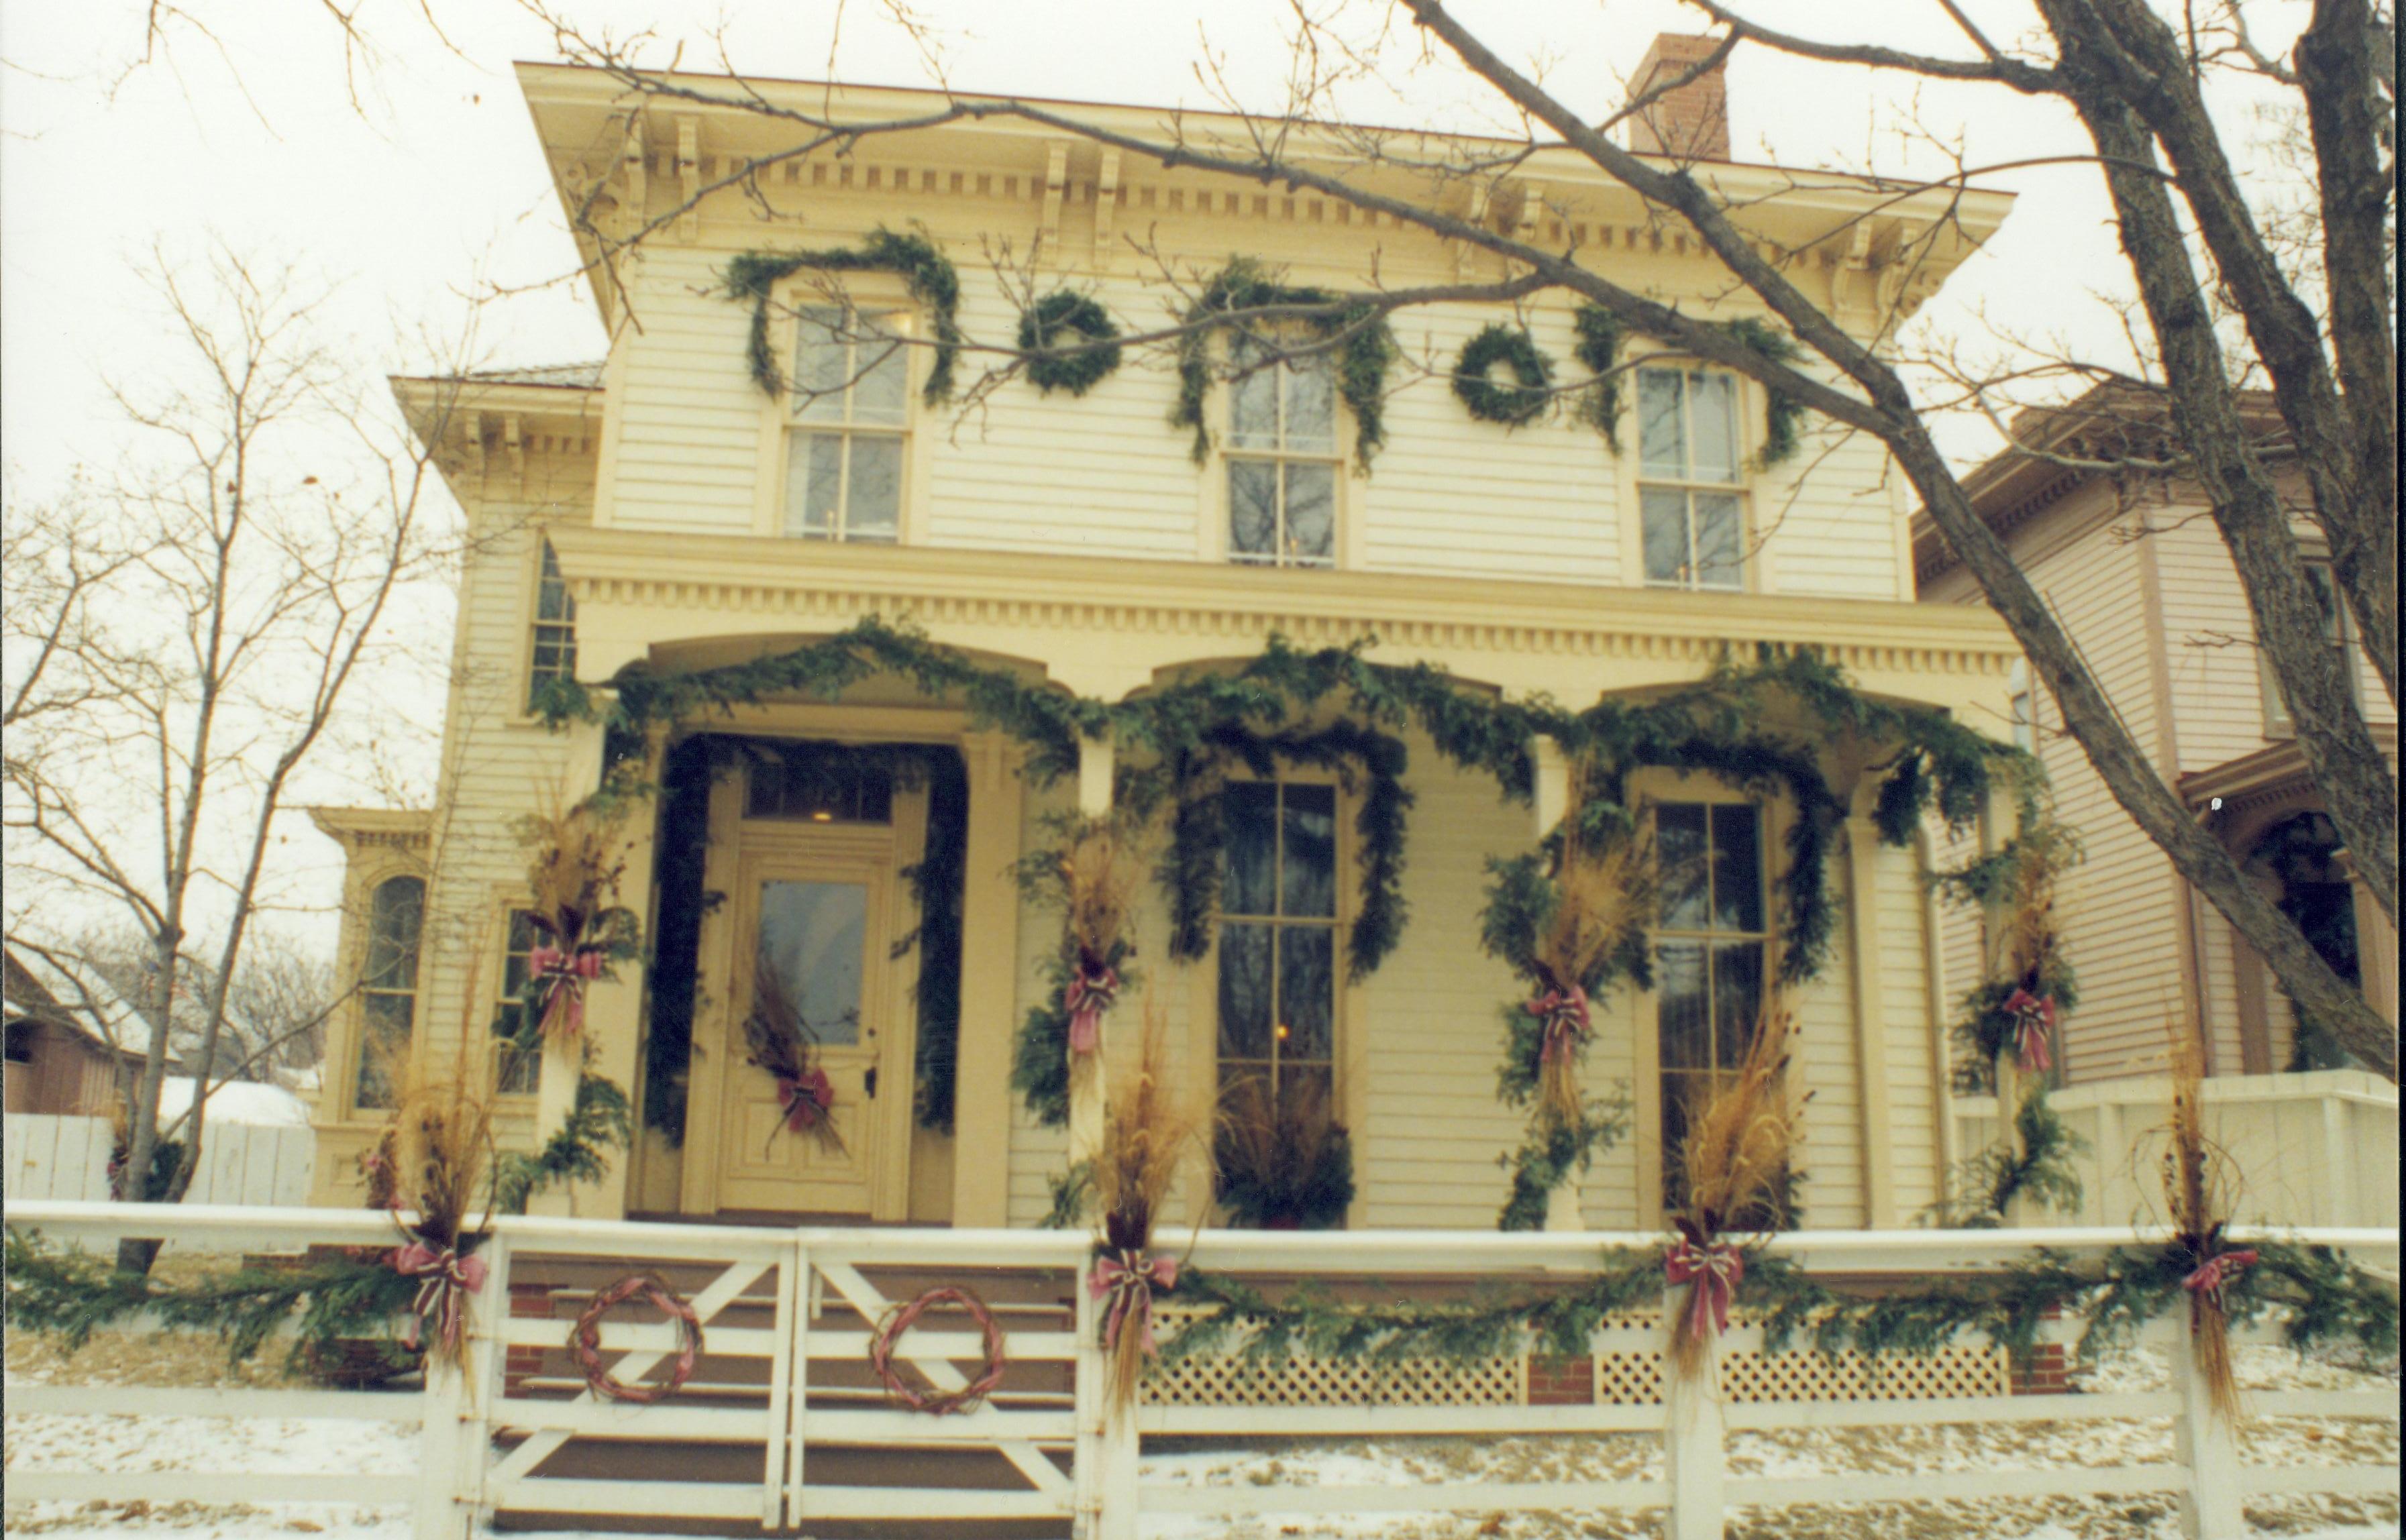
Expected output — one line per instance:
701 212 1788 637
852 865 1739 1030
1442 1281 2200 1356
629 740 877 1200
1171 257 1400 471
1452 323 1555 427
724 230 965 404
1018 289 1123 396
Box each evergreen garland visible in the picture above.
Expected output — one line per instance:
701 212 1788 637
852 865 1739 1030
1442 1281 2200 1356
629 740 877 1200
491 1071 632 1214
1497 1097 1630 1231
1018 289 1123 396
1568 305 1810 470
1452 323 1556 427
724 229 964 404
1171 257 1399 472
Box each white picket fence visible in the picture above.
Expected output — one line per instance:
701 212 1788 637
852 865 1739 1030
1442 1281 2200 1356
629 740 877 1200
3 1199 2397 1540
2 1113 314 1206
1954 1069 2400 1229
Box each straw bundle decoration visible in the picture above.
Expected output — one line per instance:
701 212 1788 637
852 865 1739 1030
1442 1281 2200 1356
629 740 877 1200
1088 1003 1196 1415
1213 1073 1355 1231
375 1025 496 1371
1667 999 1805 1382
1993 824 2079 1077
743 960 845 1156
1528 804 1659 1128
518 796 637 1042
2160 1026 2250 1424
1059 816 1137 1064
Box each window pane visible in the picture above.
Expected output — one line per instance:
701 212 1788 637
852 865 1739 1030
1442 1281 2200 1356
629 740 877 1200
2304 562 2343 642
1711 940 1763 1070
1641 488 1692 586
845 436 903 541
1228 459 1279 561
1279 1061 1335 1113
1657 804 1710 929
1660 1074 1708 1211
1689 372 1740 482
1693 493 1743 590
1638 368 1685 477
503 909 540 996
356 993 414 1109
1283 463 1336 565
535 543 574 622
1284 355 1337 453
1709 804 1763 933
794 307 849 422
756 880 868 1046
853 326 909 425
1229 336 1280 450
1217 922 1274 1060
364 877 425 991
1222 783 1278 916
1280 783 1338 918
1657 940 1709 1070
785 433 842 537
494 1015 540 1095
1277 925 1336 1063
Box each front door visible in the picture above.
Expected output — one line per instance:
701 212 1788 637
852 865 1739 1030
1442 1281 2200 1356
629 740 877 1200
682 749 925 1221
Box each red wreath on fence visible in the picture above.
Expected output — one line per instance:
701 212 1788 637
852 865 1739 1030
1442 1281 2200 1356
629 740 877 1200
569 1272 705 1405
867 1285 1010 1415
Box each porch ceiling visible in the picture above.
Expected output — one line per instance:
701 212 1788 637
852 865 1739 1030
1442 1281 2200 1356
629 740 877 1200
550 527 2019 715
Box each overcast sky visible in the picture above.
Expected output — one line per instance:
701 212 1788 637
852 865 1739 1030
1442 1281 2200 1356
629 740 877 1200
0 0 2301 952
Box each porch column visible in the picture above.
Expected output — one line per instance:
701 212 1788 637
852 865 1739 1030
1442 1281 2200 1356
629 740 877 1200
1068 732 1115 1171
1531 735 1581 1233
1845 783 1897 1229
527 717 609 1218
2333 848 2398 1027
567 728 660 1221
951 732 1027 1228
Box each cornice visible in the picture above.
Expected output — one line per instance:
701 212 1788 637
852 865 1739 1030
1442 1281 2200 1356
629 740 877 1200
549 528 2021 682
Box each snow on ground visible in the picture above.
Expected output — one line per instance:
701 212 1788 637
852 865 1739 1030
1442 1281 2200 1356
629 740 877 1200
7 1330 2397 1540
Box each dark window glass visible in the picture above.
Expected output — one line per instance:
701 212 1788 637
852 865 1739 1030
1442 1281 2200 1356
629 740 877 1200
1222 782 1279 917
1215 781 1341 1104
1280 784 1338 918
354 876 425 1111
1653 801 1772 1213
527 542 578 712
1216 923 1274 1061
493 910 542 1095
1657 804 1710 928
1710 804 1763 932
743 745 896 824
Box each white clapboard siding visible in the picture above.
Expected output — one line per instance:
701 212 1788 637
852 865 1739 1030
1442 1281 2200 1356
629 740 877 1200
1952 1070 2399 1229
3 1113 313 1205
3 1112 111 1201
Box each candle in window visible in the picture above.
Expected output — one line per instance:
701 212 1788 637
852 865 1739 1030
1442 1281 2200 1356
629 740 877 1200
1275 1023 1290 1041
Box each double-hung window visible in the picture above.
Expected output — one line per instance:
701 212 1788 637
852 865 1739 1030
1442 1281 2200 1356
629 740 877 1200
2008 659 2039 754
526 541 578 713
1216 782 1340 1109
491 910 544 1095
1653 801 1771 1213
354 876 425 1111
2259 559 2362 736
786 305 908 543
1638 366 1746 591
1226 334 1339 567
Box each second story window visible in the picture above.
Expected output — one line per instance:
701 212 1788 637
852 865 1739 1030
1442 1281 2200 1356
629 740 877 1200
527 541 577 714
1638 366 1744 592
355 875 425 1111
787 305 907 544
2260 559 2361 737
1227 334 1338 568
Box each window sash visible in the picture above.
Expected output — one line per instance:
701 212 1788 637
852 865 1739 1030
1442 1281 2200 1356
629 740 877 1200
1640 488 1744 591
792 306 910 427
1217 782 1340 1099
492 910 542 1095
1228 457 1337 567
527 543 578 710
785 427 904 543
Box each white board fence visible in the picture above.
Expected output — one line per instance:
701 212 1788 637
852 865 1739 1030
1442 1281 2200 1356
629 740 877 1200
3 1113 313 1207
1953 1068 2399 1229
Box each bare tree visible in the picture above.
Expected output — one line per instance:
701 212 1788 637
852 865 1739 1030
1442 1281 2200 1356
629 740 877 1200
1 242 463 1252
521 0 2393 1077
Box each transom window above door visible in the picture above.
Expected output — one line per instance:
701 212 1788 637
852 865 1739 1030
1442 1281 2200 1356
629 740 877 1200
786 305 908 544
1226 333 1339 569
1216 781 1339 1106
1638 366 1746 592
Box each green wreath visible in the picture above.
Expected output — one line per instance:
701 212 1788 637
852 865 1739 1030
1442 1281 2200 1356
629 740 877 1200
1018 290 1123 396
723 229 964 405
1452 323 1556 427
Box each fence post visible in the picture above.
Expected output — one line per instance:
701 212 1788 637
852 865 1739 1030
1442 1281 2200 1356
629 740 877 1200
2170 1313 2245 1540
1661 1288 1724 1540
415 1354 470 1540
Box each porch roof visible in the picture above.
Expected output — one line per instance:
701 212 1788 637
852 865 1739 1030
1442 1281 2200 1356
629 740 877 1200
550 527 2018 716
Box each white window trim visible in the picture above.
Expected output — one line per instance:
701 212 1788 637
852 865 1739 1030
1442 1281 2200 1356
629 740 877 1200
340 863 427 1123
1616 353 1761 594
751 277 935 545
1199 334 1356 569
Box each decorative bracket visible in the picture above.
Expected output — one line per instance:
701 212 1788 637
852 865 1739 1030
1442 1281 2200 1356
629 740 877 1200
676 117 702 241
503 412 525 488
1093 149 1122 268
619 116 647 242
1039 143 1069 261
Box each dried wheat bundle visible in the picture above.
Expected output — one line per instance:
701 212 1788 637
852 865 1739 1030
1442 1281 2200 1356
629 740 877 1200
372 1020 496 1371
1530 810 1659 1126
743 961 843 1156
1669 1000 1803 1381
517 796 633 1041
1089 1003 1195 1415
1059 817 1136 1062
2160 1026 2250 1425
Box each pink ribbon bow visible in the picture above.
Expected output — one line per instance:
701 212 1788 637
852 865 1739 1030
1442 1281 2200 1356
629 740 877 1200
530 944 607 1040
392 1240 488 1354
1088 1248 1178 1356
1063 962 1119 1057
1528 985 1592 1065
1665 1236 1744 1341
2001 987 2055 1075
777 1067 835 1131
2183 1246 2258 1305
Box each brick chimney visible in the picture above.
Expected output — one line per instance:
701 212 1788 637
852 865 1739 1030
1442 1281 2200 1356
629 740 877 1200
1626 34 1730 162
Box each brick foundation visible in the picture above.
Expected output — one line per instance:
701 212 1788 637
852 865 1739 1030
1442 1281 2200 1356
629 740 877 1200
505 1281 552 1396
1526 1353 1596 1407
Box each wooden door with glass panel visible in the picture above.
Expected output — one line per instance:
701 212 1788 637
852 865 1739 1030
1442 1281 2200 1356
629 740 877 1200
715 843 897 1216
